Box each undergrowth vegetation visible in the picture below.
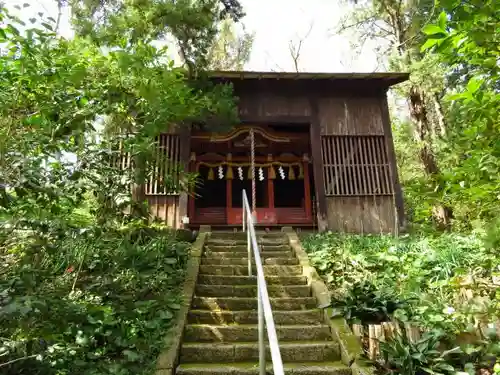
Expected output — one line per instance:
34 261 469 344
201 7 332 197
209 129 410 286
302 231 500 375
0 222 190 375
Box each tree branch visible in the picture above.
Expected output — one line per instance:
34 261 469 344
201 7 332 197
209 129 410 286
0 354 38 368
288 21 313 72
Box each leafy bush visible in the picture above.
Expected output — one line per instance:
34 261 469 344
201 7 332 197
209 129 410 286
328 280 411 324
302 232 500 373
0 223 189 375
378 330 460 375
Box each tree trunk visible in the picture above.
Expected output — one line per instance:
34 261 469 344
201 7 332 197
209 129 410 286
131 153 148 220
409 85 452 229
431 93 447 138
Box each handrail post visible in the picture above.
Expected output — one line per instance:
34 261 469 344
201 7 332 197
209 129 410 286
258 282 265 375
247 228 252 276
242 189 246 233
244 190 252 276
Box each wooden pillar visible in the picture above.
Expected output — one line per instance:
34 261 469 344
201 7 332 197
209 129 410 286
226 154 232 225
188 152 197 222
309 96 328 231
303 154 312 221
379 93 405 228
267 154 274 209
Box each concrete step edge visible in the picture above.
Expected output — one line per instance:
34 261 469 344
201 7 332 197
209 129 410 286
187 309 324 325
176 361 351 374
186 323 329 328
197 275 307 284
181 341 337 348
203 252 294 258
201 259 299 265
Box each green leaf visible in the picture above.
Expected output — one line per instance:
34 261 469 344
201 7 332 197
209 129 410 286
422 24 446 37
466 77 483 94
123 349 141 362
421 38 439 52
79 97 89 106
167 303 181 310
41 22 53 31
160 310 174 319
164 258 177 264
438 11 447 30
447 92 467 101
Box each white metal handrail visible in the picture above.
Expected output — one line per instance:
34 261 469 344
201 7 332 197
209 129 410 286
242 189 284 375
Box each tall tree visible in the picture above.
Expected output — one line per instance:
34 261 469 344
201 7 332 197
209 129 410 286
69 0 244 76
336 0 453 227
62 0 242 212
207 16 254 70
419 0 500 225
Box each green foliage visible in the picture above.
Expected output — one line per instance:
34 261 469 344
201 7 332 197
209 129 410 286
0 224 189 375
328 280 411 324
70 0 245 70
395 0 500 229
302 232 500 373
379 330 460 375
0 2 238 373
207 15 254 71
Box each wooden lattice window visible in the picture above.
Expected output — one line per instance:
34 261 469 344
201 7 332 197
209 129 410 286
321 135 393 196
145 134 181 195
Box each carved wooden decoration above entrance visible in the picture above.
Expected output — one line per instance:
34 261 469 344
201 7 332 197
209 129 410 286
192 126 291 143
233 133 268 148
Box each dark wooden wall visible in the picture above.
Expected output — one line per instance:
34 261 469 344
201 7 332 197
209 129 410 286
148 77 405 233
226 78 403 233
145 126 190 229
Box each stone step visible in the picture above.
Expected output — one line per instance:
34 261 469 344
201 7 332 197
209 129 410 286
199 265 302 276
180 341 340 363
184 324 332 342
197 275 308 286
177 361 351 375
204 244 291 253
209 232 287 240
187 309 323 325
192 297 317 311
195 285 311 298
207 240 289 247
203 251 294 259
201 257 299 266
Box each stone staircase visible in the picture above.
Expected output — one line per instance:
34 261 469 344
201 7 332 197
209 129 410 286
175 231 352 375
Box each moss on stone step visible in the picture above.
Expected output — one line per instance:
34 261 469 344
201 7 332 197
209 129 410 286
176 361 351 375
180 341 340 363
201 257 299 266
204 244 291 252
195 284 311 298
191 296 317 311
199 265 303 276
187 309 323 325
183 323 332 342
203 251 295 259
196 275 308 286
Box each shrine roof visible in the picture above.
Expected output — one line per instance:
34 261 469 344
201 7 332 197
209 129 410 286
208 70 409 88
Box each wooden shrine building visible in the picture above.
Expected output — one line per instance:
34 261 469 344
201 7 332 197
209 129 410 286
145 71 409 233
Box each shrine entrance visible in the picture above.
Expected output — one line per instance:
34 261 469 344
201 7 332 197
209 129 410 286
189 125 314 226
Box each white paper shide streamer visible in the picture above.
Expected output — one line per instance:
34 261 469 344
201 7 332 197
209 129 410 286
258 167 264 181
278 166 285 180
